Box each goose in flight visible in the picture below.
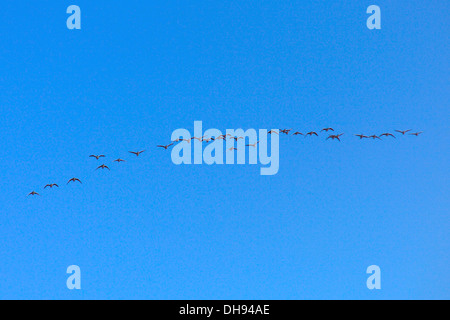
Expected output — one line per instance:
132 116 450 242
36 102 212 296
44 184 59 189
395 129 412 135
305 131 318 137
216 134 227 140
292 132 304 136
67 178 82 184
90 155 105 160
114 158 125 163
321 128 334 132
28 191 40 196
246 141 260 147
380 133 396 138
326 133 343 141
129 150 145 156
157 143 173 150
174 138 190 143
355 134 368 139
409 132 423 136
96 164 110 171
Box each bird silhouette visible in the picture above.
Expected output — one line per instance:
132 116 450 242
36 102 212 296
28 191 40 196
44 184 59 189
114 158 125 163
129 150 145 156
232 137 243 141
157 143 174 150
96 164 110 171
395 129 412 135
67 178 82 184
369 135 382 140
409 132 423 136
292 132 304 136
321 128 334 132
355 134 368 139
380 133 396 138
89 155 105 160
246 141 260 147
228 147 238 151
268 130 279 135
327 134 343 141
173 139 191 143
280 129 291 135
305 131 318 137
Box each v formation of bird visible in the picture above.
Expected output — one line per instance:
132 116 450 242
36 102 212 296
27 129 423 196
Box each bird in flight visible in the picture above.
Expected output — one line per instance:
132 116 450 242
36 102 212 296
67 178 82 184
96 164 110 171
157 143 173 150
395 129 412 135
129 150 145 156
321 128 334 132
174 138 190 143
369 135 382 140
246 141 260 147
355 134 368 139
90 155 105 160
327 134 343 141
114 158 125 163
228 147 238 151
305 131 318 137
380 133 396 138
292 132 303 136
409 132 423 136
216 134 227 140
28 191 40 196
44 184 59 189
280 129 291 135
268 130 279 135
232 137 243 141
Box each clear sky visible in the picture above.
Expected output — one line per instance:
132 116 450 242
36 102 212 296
0 1 448 299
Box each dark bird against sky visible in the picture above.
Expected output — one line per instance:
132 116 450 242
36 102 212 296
129 150 146 156
67 178 82 184
157 143 174 150
44 184 59 189
380 133 396 138
96 164 110 171
90 155 105 160
395 129 412 135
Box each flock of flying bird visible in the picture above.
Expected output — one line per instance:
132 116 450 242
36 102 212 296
27 128 422 196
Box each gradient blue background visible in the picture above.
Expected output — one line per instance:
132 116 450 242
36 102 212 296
0 1 448 299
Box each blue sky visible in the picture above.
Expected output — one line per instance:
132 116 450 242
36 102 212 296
0 1 448 299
